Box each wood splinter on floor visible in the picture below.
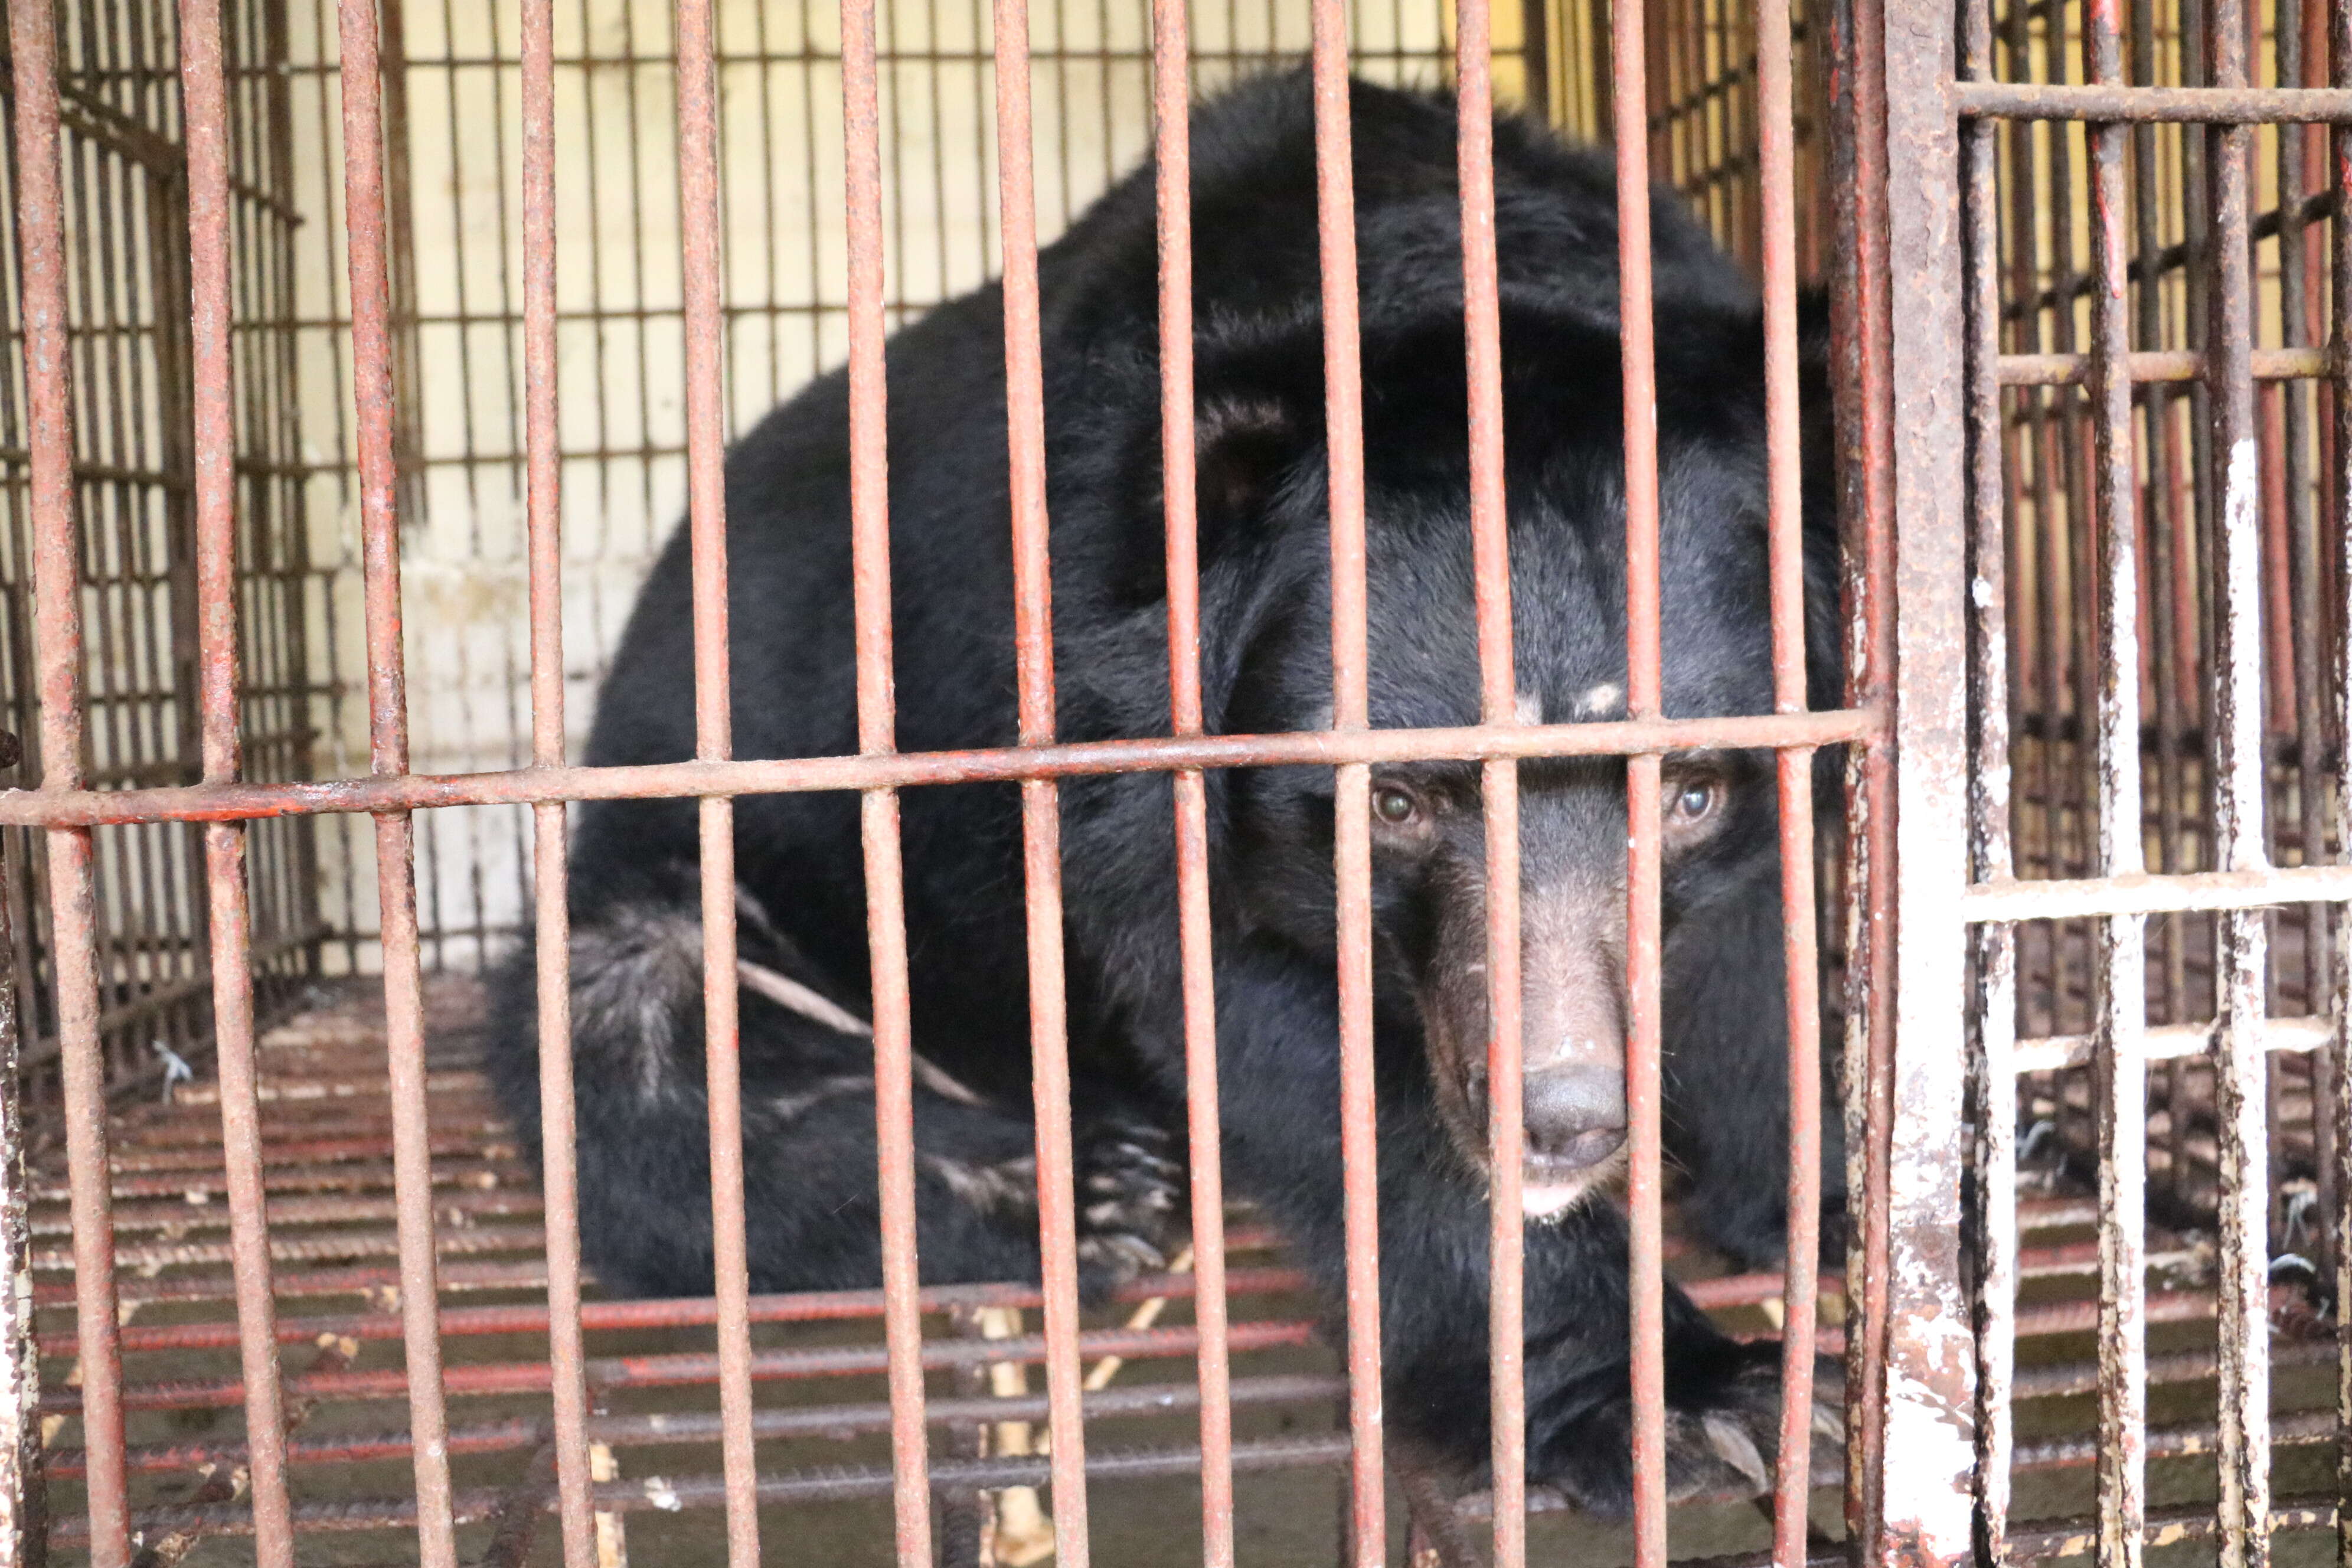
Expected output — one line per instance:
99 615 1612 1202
977 1246 1197 1564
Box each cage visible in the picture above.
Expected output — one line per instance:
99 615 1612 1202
4 0 2350 1560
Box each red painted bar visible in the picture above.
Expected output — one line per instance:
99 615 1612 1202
8 0 128 1557
839 1 934 1560
517 0 594 1554
991 2 1094 1559
1612 0 1668 1555
1453 7 1525 1565
1149 2 1237 1562
671 0 760 1553
1308 5 1385 1562
334 0 458 1554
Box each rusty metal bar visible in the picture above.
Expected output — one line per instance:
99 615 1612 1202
1963 863 2352 920
64 1373 1355 1479
991 3 1093 1560
1612 0 1668 1551
2273 8 2333 1263
46 1316 1315 1416
48 1268 1310 1367
672 0 758 1553
44 1263 1309 1359
1759 67 1824 1568
0 817 37 1564
839 2 930 1565
2011 1014 2333 1074
0 710 1883 829
1870 0 1978 1554
1309 5 1384 1563
1455 7 1524 1564
2335 0 2352 1554
518 0 594 1556
2204 0 2275 1550
51 1431 1381 1545
1999 347 2334 384
1826 0 1900 1534
7 0 127 1556
1754 0 1819 1550
2082 2 2147 1560
1955 81 2352 123
180 0 295 1557
333 0 458 1555
1151 2 1235 1563
1956 0 2012 1547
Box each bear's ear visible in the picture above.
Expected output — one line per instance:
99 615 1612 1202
1116 392 1310 607
1191 394 1306 540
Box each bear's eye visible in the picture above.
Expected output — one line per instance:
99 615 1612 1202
1372 785 1421 826
1668 778 1720 825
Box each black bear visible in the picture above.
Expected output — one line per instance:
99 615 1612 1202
485 70 1844 1512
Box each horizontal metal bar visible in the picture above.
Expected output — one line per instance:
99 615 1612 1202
2004 1498 2339 1560
48 1433 1366 1543
0 708 1880 829
2015 1337 2340 1403
1670 1498 2344 1568
1954 81 2352 122
2013 1015 2333 1072
1998 348 2332 385
41 1265 1311 1357
57 1374 1355 1479
41 1319 1319 1415
1964 863 2352 921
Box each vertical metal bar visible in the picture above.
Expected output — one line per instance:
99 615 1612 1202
1309 5 1385 1564
2277 0 2335 1284
992 5 1093 1561
0 787 38 1567
335 0 456 1557
1826 0 1897 1534
180 0 294 1559
6 0 125 1557
1455 7 1524 1566
672 0 757 1555
1151 4 1237 1564
520 0 594 1554
1753 0 1819 1551
2331 0 2352 1554
1957 0 2014 1557
2204 0 2271 1550
841 1 934 1562
1869 0 1977 1556
2083 2 2147 1562
2131 0 2190 1137
1612 0 1668 1553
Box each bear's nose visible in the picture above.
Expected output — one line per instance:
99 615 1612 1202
1521 1066 1627 1171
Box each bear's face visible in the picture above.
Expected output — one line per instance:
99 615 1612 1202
1214 431 1809 1220
1360 744 1763 1217
1189 304 1831 1217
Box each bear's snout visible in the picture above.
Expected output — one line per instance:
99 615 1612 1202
1522 1066 1627 1168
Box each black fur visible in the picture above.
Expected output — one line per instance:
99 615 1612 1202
486 70 1843 1512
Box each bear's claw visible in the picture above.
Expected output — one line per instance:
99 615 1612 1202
1072 1119 1187 1288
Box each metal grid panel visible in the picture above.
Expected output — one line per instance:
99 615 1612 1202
1945 0 2352 1557
0 0 322 1112
275 0 1490 978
